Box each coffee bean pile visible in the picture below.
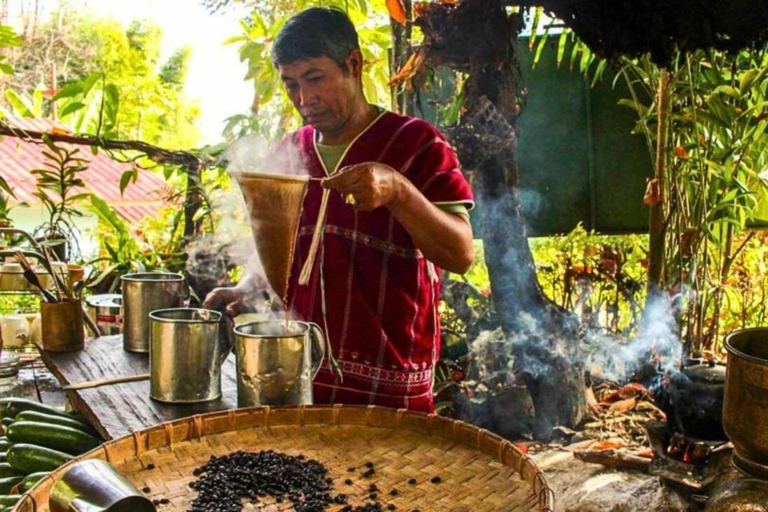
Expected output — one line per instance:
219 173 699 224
188 450 337 512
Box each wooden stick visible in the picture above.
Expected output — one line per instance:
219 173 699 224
62 373 150 391
573 448 651 471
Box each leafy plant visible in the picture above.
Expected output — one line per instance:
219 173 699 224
30 134 91 258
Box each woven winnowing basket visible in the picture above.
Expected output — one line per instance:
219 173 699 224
14 406 554 512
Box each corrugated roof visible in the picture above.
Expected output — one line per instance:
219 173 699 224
0 117 167 224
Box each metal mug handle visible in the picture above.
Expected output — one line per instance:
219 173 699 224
307 322 326 380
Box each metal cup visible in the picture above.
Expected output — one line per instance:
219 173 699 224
149 308 229 403
233 320 325 407
121 273 187 353
50 459 156 512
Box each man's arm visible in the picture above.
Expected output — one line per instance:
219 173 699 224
323 163 474 274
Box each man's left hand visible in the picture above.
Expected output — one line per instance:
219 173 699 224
322 162 404 211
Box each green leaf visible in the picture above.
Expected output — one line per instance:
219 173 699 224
617 99 648 116
59 101 86 118
713 85 742 100
740 69 759 94
5 89 33 118
556 31 568 68
119 169 138 196
0 62 13 75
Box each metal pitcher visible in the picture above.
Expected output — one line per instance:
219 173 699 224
233 320 325 407
149 308 231 403
50 459 155 512
121 273 187 353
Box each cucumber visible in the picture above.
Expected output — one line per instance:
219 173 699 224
0 440 9 453
0 496 20 508
14 411 99 437
7 422 100 456
0 399 71 421
0 476 22 494
0 464 22 479
20 471 48 492
6 444 72 474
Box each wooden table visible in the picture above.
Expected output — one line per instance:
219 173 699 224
38 335 238 440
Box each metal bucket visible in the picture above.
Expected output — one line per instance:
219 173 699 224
724 328 768 478
50 459 155 512
87 294 123 336
149 308 230 403
233 320 325 407
121 272 186 353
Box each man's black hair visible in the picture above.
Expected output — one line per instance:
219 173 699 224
271 7 360 69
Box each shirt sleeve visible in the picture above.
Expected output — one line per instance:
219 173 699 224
403 121 475 211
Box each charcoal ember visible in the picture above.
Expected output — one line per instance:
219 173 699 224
187 450 334 512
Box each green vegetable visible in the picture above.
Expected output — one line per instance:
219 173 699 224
14 411 99 437
0 464 22 479
0 476 23 494
0 399 71 421
0 495 20 507
20 471 48 492
6 444 72 474
7 422 100 456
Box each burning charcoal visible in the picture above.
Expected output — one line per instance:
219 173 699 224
667 433 687 459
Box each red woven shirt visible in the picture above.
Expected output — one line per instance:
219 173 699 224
284 110 474 412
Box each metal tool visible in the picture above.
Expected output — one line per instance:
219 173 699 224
50 459 156 512
149 308 230 403
121 273 187 353
86 294 123 336
233 319 325 407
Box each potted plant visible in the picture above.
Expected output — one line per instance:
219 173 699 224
30 134 90 261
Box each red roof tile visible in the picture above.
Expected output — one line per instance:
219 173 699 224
1 117 167 224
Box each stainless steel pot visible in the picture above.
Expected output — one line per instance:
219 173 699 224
233 320 325 407
149 308 231 403
50 459 155 512
724 328 768 478
121 272 187 353
86 294 123 336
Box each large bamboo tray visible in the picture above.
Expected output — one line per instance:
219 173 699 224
15 405 554 512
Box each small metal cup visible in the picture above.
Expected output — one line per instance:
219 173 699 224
50 459 156 512
121 273 187 353
233 320 325 407
41 299 85 352
149 308 229 403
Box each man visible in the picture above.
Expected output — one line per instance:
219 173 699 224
204 7 474 412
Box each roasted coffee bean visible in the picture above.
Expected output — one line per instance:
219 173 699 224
348 467 356 472
430 476 441 484
363 469 375 478
407 478 417 485
389 488 399 496
387 505 396 511
369 492 378 500
146 463 155 470
334 494 348 504
368 484 379 492
160 498 170 505
364 461 374 469
345 479 354 485
142 486 151 493
188 450 335 512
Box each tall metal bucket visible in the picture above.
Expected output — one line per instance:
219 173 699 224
149 308 229 403
121 273 186 353
233 320 325 407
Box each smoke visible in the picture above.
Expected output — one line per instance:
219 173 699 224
223 134 309 177
584 293 684 383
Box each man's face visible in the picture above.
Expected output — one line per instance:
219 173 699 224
278 53 362 136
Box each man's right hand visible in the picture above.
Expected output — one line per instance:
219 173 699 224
202 286 250 317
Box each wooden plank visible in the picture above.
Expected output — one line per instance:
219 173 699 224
37 335 238 440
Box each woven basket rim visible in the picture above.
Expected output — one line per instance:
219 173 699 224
15 405 555 512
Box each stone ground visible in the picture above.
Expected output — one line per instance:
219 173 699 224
532 449 690 512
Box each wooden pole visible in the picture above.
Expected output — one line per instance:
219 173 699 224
647 68 670 296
